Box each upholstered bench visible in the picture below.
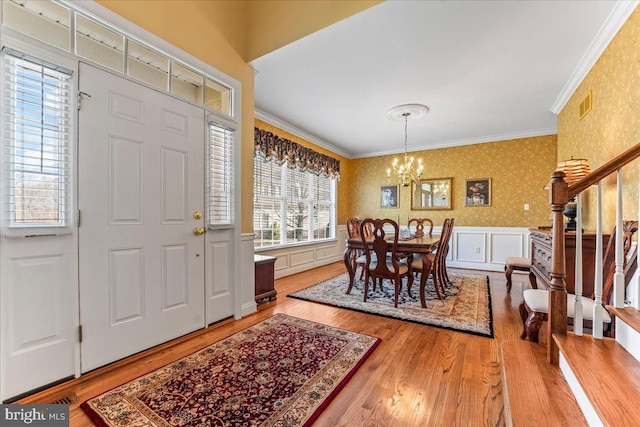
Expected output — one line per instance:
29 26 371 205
504 256 532 293
520 289 611 342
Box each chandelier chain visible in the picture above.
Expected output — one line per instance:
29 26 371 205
387 111 423 187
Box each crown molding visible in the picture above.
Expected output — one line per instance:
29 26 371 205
354 128 557 159
255 109 353 159
550 1 639 114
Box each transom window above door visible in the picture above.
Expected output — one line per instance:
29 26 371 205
1 0 233 116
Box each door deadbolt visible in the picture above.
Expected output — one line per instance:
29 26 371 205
194 211 202 220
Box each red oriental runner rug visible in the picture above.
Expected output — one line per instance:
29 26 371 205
81 314 380 427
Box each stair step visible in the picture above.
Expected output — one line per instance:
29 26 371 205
607 305 640 334
554 332 640 426
501 339 586 427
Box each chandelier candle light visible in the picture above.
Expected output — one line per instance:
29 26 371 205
386 104 429 187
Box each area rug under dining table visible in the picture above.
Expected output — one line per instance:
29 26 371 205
81 314 380 427
289 272 494 338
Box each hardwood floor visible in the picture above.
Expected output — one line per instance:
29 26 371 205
19 262 533 426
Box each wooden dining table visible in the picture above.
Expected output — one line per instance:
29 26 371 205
343 234 440 295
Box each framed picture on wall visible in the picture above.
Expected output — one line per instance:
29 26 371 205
380 185 399 208
465 178 491 207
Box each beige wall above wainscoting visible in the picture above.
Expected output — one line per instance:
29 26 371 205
350 135 557 228
558 7 640 233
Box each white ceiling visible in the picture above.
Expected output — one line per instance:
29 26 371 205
252 1 634 159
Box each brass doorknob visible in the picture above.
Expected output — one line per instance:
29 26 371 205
194 227 206 236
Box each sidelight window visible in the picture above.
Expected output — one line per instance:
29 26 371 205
207 122 235 227
1 49 73 228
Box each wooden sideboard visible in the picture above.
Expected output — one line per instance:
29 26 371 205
529 228 609 297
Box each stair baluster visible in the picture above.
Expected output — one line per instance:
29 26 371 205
574 192 584 336
614 168 625 307
593 181 604 339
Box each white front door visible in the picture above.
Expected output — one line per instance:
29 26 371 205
78 63 206 372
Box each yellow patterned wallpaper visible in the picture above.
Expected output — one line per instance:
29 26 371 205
558 7 640 232
254 121 557 229
350 136 557 227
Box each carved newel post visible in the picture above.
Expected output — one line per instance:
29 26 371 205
548 170 569 364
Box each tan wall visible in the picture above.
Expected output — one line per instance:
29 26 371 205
189 1 381 62
96 0 256 234
557 7 640 232
349 135 558 227
255 119 353 224
244 1 382 61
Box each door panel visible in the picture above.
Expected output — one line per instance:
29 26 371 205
109 136 144 224
206 229 235 324
79 64 206 372
1 237 77 399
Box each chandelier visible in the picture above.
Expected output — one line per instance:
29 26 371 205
386 104 428 187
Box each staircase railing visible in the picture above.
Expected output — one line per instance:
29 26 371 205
548 142 640 364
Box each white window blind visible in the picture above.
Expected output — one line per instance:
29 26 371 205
253 158 282 247
2 49 73 228
253 157 335 248
207 122 234 226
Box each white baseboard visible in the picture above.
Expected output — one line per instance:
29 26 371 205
240 301 258 319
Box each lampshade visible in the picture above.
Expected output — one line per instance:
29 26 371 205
556 157 591 185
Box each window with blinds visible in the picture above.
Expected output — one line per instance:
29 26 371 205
253 157 335 248
207 122 234 226
2 49 73 228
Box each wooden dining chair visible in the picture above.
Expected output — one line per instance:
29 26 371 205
437 218 455 288
409 218 453 306
360 218 413 308
408 218 433 237
346 217 373 280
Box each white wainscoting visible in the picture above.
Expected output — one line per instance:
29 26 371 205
445 226 531 272
256 226 347 279
253 225 530 279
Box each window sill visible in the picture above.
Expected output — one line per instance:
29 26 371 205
254 238 337 253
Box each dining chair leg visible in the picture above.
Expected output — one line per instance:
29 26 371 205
363 271 370 302
419 263 436 307
394 276 400 308
439 258 448 292
438 262 447 292
433 266 444 295
406 276 415 298
442 260 451 285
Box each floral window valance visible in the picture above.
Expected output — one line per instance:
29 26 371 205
254 127 340 180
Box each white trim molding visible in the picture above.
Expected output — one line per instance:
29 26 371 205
240 233 258 318
550 1 639 114
358 129 557 159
